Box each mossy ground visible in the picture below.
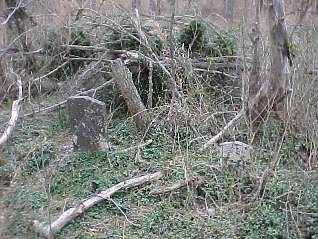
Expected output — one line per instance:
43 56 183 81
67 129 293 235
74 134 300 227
1 110 318 239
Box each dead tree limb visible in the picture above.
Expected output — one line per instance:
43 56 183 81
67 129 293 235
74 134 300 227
111 59 150 130
0 71 22 148
33 172 162 239
149 180 190 195
115 139 153 153
201 110 245 150
23 80 114 117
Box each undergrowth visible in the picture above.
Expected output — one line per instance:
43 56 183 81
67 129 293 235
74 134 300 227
2 113 318 239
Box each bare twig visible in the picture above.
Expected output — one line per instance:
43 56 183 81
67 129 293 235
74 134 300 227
2 0 23 25
168 0 177 97
32 61 69 83
147 61 153 108
23 79 114 117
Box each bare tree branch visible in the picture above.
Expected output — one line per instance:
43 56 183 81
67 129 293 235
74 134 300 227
23 79 114 117
33 172 162 239
0 70 23 147
201 110 245 150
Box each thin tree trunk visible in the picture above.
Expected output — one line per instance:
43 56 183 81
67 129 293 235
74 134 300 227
132 0 141 10
157 0 161 15
90 0 97 10
111 60 150 130
149 0 157 15
224 0 234 25
168 0 177 100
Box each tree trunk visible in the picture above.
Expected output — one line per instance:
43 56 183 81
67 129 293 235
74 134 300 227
149 0 157 15
247 0 291 128
90 0 97 10
132 0 141 10
268 0 291 102
157 0 161 15
111 60 150 130
224 0 234 25
3 0 37 72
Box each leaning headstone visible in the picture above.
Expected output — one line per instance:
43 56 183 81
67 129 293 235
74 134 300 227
67 96 106 151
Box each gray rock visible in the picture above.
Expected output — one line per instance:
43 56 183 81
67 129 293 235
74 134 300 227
67 96 106 151
217 141 253 166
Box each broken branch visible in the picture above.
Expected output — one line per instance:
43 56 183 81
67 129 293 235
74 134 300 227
201 110 244 150
33 172 162 239
0 71 23 148
24 79 114 117
149 179 190 195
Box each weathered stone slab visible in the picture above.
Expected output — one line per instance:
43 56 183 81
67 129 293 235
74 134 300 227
67 96 106 151
217 141 253 165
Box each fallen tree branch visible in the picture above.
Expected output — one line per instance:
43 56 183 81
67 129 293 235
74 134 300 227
149 179 190 195
32 61 69 83
0 71 23 147
115 139 153 153
33 172 162 239
111 59 150 130
201 110 245 150
62 46 243 72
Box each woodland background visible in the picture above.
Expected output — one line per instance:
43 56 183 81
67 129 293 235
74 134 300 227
0 0 318 239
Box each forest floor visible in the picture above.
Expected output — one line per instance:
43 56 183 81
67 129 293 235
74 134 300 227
0 99 317 239
0 188 8 237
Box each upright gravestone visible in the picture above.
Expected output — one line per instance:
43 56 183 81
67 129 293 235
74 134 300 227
67 96 106 151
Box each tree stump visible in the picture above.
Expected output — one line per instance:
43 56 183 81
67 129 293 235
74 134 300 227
111 60 150 130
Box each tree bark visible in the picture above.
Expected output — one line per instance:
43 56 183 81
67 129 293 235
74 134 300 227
132 0 141 10
224 0 234 25
149 0 157 15
247 0 291 128
111 59 150 130
0 71 22 148
157 0 161 15
3 0 37 72
33 172 162 239
247 0 261 104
